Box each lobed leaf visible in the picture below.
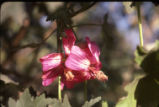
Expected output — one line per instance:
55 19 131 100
82 96 101 107
8 88 58 107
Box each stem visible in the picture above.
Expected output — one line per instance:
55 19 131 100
58 76 62 102
136 3 144 47
72 28 79 42
84 80 87 101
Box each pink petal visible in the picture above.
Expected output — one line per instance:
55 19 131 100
42 77 56 86
42 65 64 79
42 65 64 86
62 70 91 89
61 82 64 90
85 37 102 69
86 37 100 63
65 46 90 71
80 71 92 80
40 53 63 72
62 29 76 55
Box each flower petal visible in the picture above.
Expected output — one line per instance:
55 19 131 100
65 46 90 71
42 65 64 79
42 77 56 86
61 81 64 90
40 53 63 72
86 37 100 61
95 71 108 81
86 37 101 69
63 29 76 55
42 65 64 86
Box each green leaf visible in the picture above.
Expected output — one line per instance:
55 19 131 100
101 100 108 107
135 40 159 75
8 88 57 107
140 49 159 75
133 40 159 107
16 89 33 107
8 98 16 107
134 46 147 66
48 94 71 107
135 75 159 107
33 94 55 107
115 75 144 107
82 96 101 107
62 94 71 107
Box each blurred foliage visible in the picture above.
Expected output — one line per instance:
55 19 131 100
0 80 22 106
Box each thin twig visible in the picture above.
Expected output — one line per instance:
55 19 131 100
11 4 98 52
71 2 96 17
72 23 102 28
14 23 101 51
11 25 57 52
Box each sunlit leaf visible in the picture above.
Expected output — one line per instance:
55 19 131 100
101 100 108 107
8 98 16 107
8 88 57 107
62 94 71 107
115 75 144 107
82 96 101 107
48 94 71 107
16 89 33 107
33 94 54 107
134 46 147 66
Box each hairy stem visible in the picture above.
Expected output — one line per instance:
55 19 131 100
58 76 62 102
136 3 144 47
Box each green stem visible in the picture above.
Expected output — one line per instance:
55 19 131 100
58 76 62 102
84 80 87 101
136 3 144 47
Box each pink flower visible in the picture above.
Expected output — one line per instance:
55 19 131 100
40 29 107 89
65 37 108 81
40 29 86 89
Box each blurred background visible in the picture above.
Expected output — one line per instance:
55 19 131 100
0 2 159 107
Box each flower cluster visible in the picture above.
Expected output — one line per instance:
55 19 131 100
40 29 108 89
